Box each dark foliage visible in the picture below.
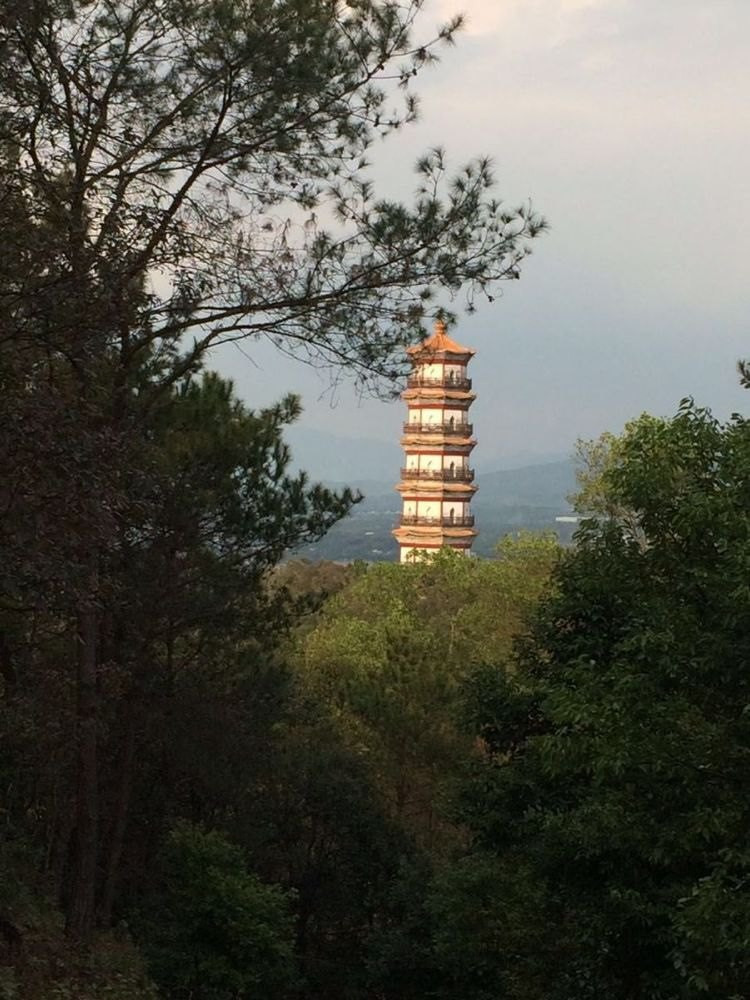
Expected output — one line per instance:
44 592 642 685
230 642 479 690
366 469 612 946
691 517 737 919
445 401 750 999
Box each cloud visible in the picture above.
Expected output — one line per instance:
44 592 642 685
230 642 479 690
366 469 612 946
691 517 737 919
433 0 622 39
214 0 750 463
558 0 611 10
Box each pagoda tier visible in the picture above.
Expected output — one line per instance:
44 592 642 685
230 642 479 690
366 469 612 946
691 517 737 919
393 321 478 562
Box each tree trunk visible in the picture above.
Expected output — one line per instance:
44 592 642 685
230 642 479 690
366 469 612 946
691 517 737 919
0 630 16 699
66 575 99 939
98 700 136 926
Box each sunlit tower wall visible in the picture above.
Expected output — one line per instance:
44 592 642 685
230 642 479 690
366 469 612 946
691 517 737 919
393 321 478 562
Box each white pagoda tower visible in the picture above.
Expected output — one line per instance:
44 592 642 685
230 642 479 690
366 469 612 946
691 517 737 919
393 320 478 562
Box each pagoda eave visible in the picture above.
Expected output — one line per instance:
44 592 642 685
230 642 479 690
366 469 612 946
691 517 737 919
406 345 474 359
400 434 476 449
393 527 478 545
395 482 477 496
401 389 476 403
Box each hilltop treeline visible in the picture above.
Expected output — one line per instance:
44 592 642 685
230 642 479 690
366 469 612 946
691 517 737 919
3 387 750 998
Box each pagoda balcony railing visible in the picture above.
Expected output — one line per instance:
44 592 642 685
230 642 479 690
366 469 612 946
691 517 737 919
400 467 475 483
399 514 475 528
402 421 473 436
406 376 472 391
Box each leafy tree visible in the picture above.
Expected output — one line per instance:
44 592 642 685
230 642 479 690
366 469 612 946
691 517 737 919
271 559 355 605
139 823 297 999
244 708 419 1000
427 853 550 1000
297 538 559 848
568 413 671 546
443 399 750 999
125 673 421 1000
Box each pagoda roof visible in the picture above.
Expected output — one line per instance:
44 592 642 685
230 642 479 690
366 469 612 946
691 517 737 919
406 319 475 357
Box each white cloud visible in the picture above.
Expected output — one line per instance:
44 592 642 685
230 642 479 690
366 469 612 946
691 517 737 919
558 0 611 11
433 0 622 39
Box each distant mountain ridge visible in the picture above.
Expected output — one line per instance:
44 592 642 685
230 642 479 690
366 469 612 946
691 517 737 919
286 426 399 482
475 460 577 510
291 457 579 562
286 423 571 487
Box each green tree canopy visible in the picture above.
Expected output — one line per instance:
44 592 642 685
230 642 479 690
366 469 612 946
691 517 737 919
568 413 672 546
140 823 297 1000
442 399 750 999
296 537 560 847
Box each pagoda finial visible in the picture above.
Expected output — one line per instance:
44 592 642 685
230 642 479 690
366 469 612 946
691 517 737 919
407 320 474 357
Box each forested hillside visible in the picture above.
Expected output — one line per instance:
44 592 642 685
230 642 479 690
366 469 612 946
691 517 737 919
4 384 750 998
2 0 749 997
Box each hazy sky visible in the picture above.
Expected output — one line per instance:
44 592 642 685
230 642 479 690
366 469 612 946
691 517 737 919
211 0 750 472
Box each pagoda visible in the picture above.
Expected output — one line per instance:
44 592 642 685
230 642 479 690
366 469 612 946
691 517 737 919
393 320 478 562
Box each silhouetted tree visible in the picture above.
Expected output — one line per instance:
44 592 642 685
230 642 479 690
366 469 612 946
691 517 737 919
0 0 545 936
